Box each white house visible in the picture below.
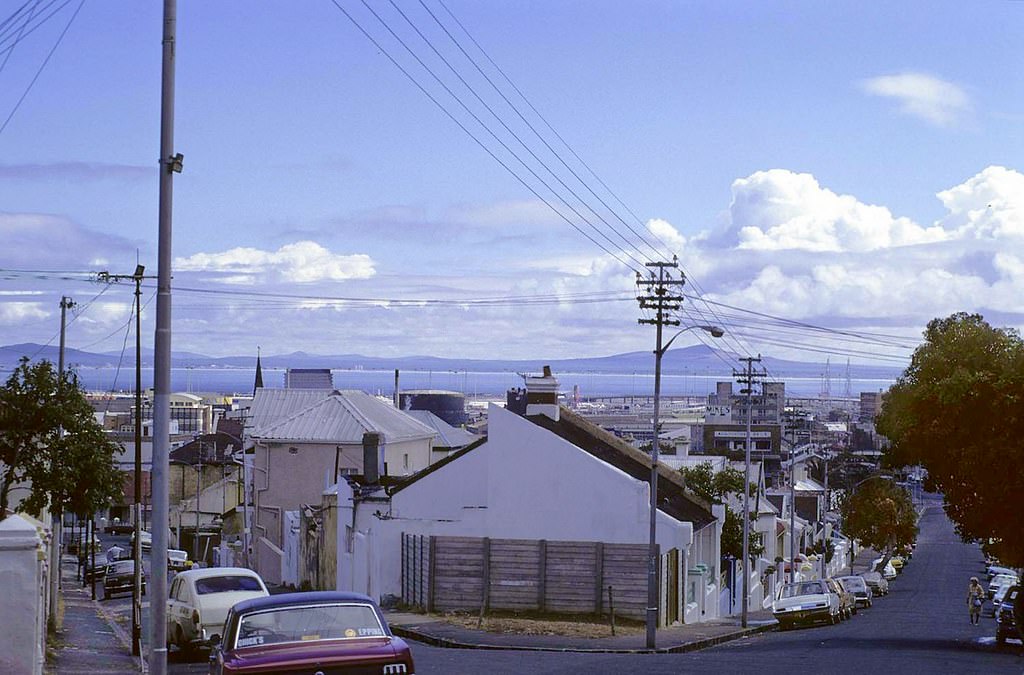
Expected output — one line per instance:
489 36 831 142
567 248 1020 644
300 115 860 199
331 369 725 626
243 388 436 584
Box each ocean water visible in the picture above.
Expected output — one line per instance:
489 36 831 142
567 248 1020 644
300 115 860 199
55 366 894 399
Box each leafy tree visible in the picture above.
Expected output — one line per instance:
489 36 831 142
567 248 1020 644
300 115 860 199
838 476 917 570
0 358 123 519
876 312 1024 567
679 461 764 561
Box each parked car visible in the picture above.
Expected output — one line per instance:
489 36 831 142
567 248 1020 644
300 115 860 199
772 580 841 629
871 557 898 580
83 559 109 584
889 554 905 572
987 564 1017 580
209 591 415 675
989 573 1019 599
166 567 269 651
168 549 193 573
860 571 889 596
827 578 857 619
837 575 872 608
995 585 1019 645
102 559 146 600
991 580 1016 617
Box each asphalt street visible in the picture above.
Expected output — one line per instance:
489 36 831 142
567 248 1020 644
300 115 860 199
167 493 1024 674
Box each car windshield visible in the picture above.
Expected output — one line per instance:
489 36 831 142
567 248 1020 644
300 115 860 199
840 577 867 591
195 575 263 595
781 581 825 598
234 603 385 649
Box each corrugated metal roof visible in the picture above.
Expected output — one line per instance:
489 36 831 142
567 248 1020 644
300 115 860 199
253 390 436 444
245 388 336 436
406 410 480 449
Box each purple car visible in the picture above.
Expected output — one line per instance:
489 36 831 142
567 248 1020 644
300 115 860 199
208 591 414 675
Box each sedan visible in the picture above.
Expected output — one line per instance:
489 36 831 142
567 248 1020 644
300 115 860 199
166 567 269 652
102 559 146 599
996 585 1019 645
860 571 889 596
837 575 872 608
772 580 841 629
209 591 415 675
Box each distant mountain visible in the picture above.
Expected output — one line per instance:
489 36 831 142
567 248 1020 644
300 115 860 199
0 342 904 381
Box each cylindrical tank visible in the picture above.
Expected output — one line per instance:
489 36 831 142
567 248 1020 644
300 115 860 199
399 390 467 426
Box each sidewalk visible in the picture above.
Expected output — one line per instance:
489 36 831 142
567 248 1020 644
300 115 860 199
385 608 778 654
46 553 142 674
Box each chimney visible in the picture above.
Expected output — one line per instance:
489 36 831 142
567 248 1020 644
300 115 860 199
525 365 559 421
362 432 382 485
393 369 400 408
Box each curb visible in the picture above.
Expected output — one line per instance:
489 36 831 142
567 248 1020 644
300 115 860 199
390 621 776 655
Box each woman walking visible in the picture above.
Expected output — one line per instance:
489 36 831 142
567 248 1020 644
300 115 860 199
967 576 985 625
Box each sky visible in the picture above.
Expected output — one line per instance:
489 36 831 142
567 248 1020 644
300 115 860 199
0 1 1022 368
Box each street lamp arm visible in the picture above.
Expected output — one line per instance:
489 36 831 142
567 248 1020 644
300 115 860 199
658 324 725 355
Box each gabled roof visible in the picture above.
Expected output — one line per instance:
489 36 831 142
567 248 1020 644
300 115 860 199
527 407 716 529
406 410 479 449
245 388 336 436
254 391 436 444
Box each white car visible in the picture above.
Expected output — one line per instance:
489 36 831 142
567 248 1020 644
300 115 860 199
988 573 1018 599
167 548 193 573
772 580 841 629
987 565 1016 580
166 567 269 651
871 557 898 580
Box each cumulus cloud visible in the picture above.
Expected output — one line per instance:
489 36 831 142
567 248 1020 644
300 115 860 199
860 72 972 127
726 169 947 252
174 241 376 283
646 218 686 251
936 166 1024 239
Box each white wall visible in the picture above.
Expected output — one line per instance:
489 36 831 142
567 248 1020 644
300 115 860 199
337 404 699 611
0 514 47 675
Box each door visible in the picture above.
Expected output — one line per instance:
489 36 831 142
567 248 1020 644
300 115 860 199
666 549 680 625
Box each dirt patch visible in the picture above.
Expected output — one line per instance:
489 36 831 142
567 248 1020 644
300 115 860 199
435 611 644 638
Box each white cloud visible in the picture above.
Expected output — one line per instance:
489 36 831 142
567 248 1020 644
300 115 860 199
646 218 686 251
174 241 376 283
936 166 1024 239
0 301 48 325
860 72 971 127
727 169 947 252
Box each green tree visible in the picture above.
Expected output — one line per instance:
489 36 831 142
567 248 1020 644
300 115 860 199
0 358 123 519
838 476 917 570
876 312 1024 566
679 461 764 561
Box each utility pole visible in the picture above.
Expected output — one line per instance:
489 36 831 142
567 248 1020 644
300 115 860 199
49 296 75 629
637 258 685 649
152 1 181 671
734 355 764 628
97 264 152 657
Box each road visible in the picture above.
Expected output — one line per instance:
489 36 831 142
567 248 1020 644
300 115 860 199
168 494 1023 673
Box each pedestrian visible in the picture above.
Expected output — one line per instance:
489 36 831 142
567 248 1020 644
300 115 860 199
967 576 984 625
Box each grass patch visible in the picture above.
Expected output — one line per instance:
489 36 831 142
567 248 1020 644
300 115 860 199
434 609 644 638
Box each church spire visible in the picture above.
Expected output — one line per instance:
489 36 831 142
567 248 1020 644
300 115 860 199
253 346 263 395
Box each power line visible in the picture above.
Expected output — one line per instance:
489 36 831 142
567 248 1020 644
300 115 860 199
0 0 84 138
328 0 644 275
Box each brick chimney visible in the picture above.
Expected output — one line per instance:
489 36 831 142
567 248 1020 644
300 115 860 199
525 365 559 421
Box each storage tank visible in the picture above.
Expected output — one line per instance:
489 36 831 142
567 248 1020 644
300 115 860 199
399 390 467 426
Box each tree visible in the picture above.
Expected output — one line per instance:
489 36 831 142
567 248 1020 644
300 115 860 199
0 358 123 519
679 461 764 561
839 476 917 570
876 312 1024 567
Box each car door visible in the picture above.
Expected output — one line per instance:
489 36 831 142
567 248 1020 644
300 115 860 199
176 581 197 642
167 578 181 641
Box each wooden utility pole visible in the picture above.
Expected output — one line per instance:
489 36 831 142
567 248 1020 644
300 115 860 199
735 355 764 628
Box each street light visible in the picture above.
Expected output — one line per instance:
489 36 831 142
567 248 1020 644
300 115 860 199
646 323 723 648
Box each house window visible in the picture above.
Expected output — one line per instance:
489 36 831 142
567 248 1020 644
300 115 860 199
288 447 299 455
403 454 409 470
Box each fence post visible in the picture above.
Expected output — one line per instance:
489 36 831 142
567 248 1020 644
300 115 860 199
594 542 604 614
538 539 547 612
608 585 616 636
427 536 436 613
401 533 407 605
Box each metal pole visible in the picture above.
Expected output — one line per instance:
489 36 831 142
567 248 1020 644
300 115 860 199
821 455 829 581
646 304 665 649
790 447 796 585
132 270 143 657
49 296 73 628
739 355 760 629
150 1 177 671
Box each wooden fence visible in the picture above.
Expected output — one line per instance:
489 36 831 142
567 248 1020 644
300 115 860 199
401 534 651 619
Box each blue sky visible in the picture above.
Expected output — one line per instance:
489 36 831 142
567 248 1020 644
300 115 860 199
1 1 1022 366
